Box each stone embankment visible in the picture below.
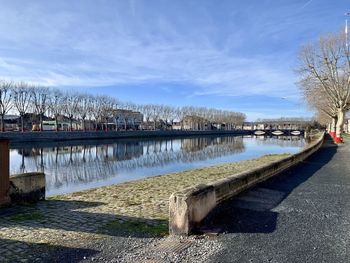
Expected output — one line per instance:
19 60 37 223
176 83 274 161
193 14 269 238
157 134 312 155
169 132 324 235
0 130 249 143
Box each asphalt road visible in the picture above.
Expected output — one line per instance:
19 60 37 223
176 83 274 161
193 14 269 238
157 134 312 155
201 135 350 263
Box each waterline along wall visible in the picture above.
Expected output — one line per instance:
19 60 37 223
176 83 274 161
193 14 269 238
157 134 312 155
169 132 325 235
1 130 250 143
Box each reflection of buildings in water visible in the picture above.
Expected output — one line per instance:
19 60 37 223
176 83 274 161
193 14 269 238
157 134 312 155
113 142 143 161
181 136 243 153
16 148 37 157
17 146 84 156
12 136 248 191
254 135 305 148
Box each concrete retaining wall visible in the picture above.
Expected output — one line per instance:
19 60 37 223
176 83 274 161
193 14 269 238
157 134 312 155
9 172 45 203
0 130 249 143
169 132 325 235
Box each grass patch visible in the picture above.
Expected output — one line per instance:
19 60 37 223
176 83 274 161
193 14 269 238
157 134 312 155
342 133 350 138
104 219 168 237
46 195 66 200
10 212 44 222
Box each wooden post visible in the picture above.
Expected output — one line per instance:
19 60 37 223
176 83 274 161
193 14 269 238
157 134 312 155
0 139 10 206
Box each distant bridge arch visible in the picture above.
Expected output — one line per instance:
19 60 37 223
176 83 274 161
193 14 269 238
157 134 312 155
243 120 308 135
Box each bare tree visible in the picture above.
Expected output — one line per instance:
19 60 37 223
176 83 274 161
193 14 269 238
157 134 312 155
13 82 33 132
31 86 49 131
303 85 337 135
77 94 92 131
62 92 80 131
175 107 185 130
139 104 152 127
48 89 64 131
93 96 115 131
149 104 163 130
90 96 103 131
0 80 14 132
85 95 96 131
160 106 177 130
297 31 350 141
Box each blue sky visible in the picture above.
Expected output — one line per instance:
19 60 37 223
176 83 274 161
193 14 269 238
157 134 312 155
0 0 348 121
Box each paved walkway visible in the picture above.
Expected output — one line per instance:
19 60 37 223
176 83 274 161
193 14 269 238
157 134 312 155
202 135 350 263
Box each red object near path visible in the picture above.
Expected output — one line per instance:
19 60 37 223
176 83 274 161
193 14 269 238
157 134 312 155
334 136 343 143
329 131 336 138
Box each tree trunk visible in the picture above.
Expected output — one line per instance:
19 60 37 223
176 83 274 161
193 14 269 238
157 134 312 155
335 109 345 143
330 117 336 138
55 117 59 132
40 114 43 131
21 115 24 132
0 114 4 132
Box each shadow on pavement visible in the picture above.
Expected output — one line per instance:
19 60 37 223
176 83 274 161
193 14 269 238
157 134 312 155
0 199 167 239
0 198 167 262
198 134 337 234
0 238 98 263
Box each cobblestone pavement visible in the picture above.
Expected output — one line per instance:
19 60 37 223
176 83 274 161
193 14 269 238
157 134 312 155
0 200 115 262
0 154 290 262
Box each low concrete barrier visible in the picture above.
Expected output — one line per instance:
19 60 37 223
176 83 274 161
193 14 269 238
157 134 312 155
169 132 325 235
9 172 45 203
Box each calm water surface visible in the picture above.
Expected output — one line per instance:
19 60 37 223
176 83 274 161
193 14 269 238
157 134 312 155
9 135 306 196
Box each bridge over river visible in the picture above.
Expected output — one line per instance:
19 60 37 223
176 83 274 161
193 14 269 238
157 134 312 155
243 120 308 136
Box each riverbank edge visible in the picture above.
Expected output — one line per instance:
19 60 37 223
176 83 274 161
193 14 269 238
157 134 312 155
47 154 293 237
0 130 251 143
169 132 325 235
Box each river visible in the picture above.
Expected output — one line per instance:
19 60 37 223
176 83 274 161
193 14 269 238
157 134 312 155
9 134 306 196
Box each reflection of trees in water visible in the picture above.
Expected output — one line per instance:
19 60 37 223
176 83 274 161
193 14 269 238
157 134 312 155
253 136 305 148
11 136 245 191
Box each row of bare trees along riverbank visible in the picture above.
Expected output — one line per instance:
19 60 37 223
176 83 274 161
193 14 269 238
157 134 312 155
0 80 246 132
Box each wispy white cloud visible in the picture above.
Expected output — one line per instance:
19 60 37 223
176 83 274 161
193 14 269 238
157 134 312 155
0 0 346 103
300 0 313 10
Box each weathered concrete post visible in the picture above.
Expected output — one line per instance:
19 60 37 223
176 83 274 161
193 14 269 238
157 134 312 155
0 138 10 206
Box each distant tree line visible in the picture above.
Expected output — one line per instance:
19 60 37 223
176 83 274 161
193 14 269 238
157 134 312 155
0 80 246 132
